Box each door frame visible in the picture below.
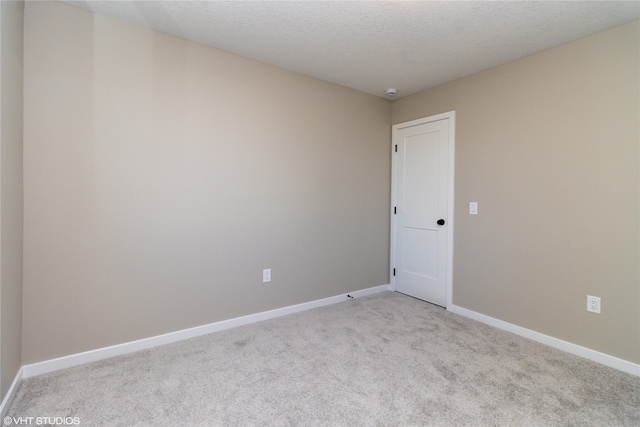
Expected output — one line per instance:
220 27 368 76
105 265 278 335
390 111 455 308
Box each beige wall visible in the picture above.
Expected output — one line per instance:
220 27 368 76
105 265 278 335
20 1 639 368
22 1 391 364
393 21 640 363
0 0 24 397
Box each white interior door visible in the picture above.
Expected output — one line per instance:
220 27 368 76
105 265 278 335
391 113 454 307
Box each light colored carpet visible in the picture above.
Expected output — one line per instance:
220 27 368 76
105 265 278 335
7 291 640 426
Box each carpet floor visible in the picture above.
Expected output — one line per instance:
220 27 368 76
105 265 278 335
6 291 640 426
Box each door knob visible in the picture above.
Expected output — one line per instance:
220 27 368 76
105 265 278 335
437 219 445 226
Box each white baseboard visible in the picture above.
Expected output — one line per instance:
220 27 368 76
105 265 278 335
0 366 23 420
448 303 640 377
22 284 390 379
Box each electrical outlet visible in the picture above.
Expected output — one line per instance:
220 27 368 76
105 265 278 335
262 269 271 283
587 295 601 314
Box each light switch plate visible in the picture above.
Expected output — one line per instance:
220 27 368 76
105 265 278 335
470 202 478 215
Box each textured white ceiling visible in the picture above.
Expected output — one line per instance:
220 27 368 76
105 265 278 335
60 1 639 99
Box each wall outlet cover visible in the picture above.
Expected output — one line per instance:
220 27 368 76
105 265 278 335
587 295 601 314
